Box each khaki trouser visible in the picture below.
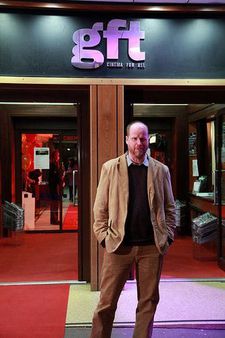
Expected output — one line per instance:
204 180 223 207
90 244 163 338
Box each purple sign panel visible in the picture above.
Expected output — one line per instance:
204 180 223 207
71 19 146 70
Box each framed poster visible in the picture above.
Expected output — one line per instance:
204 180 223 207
34 147 50 169
189 132 197 156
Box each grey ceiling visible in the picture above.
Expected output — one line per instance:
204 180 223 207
77 0 225 4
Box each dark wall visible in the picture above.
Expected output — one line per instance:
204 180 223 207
1 12 225 78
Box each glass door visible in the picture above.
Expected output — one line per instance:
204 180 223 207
21 133 78 231
61 135 79 231
216 111 225 270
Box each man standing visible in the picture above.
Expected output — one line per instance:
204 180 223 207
90 121 176 338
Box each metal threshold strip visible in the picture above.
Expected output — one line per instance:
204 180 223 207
0 102 76 105
0 280 86 286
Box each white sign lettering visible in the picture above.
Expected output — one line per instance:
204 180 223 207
71 19 145 69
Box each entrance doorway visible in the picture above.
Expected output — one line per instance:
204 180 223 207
21 132 79 232
0 88 90 283
125 97 225 278
11 105 81 282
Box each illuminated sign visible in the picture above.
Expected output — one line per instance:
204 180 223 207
71 19 145 70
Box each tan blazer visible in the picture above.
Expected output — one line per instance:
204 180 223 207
93 153 176 254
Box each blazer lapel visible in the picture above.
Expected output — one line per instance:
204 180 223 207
118 154 129 209
148 157 156 205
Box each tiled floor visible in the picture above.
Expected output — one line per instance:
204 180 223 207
64 327 225 338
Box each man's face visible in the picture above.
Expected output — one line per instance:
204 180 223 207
126 123 149 162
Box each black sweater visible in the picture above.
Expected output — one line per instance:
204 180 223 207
123 164 155 246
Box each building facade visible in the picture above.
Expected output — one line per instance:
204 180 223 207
0 1 225 289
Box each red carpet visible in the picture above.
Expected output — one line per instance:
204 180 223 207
0 233 224 284
0 233 78 283
162 235 225 279
0 284 69 338
63 205 78 230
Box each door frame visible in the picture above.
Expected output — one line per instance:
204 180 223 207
215 108 225 271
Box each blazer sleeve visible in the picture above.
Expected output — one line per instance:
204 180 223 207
164 167 176 242
93 163 110 245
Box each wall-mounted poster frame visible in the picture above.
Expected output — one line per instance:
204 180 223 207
189 132 197 156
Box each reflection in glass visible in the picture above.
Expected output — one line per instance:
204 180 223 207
21 133 78 231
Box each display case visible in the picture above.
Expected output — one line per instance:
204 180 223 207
217 112 225 269
188 119 215 199
188 110 225 265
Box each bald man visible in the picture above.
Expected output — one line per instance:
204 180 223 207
90 121 176 338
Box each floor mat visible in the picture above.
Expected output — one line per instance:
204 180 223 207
0 284 69 338
66 281 225 327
